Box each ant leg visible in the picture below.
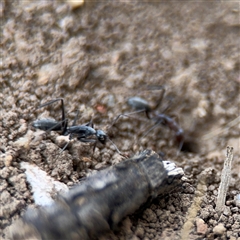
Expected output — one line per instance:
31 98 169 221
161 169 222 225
135 86 165 113
38 98 64 109
38 98 67 135
78 138 96 143
71 110 93 128
72 111 79 126
109 109 147 129
151 87 166 111
86 118 94 128
59 132 74 153
175 128 184 155
59 135 97 154
140 120 164 140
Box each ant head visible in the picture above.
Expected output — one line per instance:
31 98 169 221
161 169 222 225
96 130 107 144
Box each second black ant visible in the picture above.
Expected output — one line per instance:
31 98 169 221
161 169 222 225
113 88 184 152
32 98 122 155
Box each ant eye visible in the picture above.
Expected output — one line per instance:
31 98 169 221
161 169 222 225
101 135 107 141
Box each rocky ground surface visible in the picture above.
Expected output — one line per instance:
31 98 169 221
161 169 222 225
1 1 239 239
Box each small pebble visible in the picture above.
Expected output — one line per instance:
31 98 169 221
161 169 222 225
66 0 84 9
231 207 238 213
4 155 13 167
213 223 226 235
223 206 231 216
196 218 208 234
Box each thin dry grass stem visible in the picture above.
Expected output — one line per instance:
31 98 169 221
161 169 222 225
216 146 234 214
202 116 240 140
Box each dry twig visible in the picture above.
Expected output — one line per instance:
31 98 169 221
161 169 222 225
216 146 234 214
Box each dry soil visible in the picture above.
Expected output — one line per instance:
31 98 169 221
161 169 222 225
1 1 240 240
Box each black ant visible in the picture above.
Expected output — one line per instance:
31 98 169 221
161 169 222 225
32 98 122 155
113 88 184 151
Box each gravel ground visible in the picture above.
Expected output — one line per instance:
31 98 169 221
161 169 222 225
1 1 240 239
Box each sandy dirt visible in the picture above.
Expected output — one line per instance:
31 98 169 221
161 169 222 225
1 1 240 239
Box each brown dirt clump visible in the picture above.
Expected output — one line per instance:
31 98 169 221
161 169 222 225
1 1 239 239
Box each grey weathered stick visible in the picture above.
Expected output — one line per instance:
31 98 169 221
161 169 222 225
10 149 184 240
216 146 234 213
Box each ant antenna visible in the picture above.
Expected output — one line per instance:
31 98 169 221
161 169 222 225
140 120 164 140
147 86 166 111
110 109 148 130
108 138 123 156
